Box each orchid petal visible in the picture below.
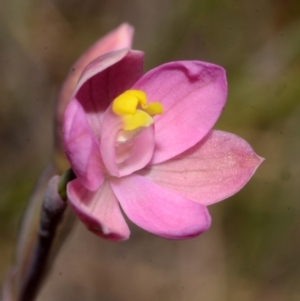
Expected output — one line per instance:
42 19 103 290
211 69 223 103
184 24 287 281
55 23 134 160
58 23 133 111
68 179 130 241
110 174 211 239
63 99 105 191
100 107 155 177
74 49 144 139
140 130 264 206
133 61 227 164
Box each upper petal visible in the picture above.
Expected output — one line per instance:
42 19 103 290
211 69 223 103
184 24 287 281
110 174 211 239
68 179 130 241
100 106 155 177
74 49 144 139
57 23 134 113
133 61 227 164
140 130 264 206
55 23 134 163
63 99 105 191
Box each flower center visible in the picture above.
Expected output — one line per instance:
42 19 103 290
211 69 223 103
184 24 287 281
100 90 162 178
112 89 163 133
110 89 163 167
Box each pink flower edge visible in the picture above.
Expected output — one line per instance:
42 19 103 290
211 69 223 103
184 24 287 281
140 130 264 206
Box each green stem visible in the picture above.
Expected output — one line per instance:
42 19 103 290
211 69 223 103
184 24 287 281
58 169 76 201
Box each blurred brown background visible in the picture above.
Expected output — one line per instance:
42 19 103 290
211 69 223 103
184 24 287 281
1 0 300 300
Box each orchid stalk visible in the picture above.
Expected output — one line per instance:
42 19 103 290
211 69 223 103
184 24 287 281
1 23 263 301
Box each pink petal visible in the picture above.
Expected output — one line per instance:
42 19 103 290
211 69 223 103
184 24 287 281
133 61 227 164
56 23 133 126
63 99 105 191
74 49 144 139
100 106 155 177
110 174 211 239
55 23 134 155
68 179 130 241
140 130 264 206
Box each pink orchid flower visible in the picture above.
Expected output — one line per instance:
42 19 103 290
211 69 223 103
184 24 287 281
63 47 263 241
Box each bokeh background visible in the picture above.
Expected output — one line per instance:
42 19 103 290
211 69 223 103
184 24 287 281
1 0 300 300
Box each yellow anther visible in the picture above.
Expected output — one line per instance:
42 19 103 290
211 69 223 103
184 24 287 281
112 90 147 115
112 89 163 132
123 110 153 131
143 102 164 115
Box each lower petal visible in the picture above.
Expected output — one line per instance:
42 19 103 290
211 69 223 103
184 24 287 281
140 130 264 206
110 174 211 239
67 179 130 241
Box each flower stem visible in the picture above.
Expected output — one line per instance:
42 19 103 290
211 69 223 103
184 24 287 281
18 170 74 301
